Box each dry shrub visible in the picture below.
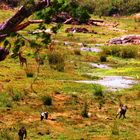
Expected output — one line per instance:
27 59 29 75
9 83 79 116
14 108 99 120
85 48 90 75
74 49 81 55
48 51 65 72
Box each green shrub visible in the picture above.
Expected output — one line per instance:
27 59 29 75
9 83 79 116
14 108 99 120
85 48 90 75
12 92 22 101
56 63 65 72
0 93 12 108
90 0 140 16
100 55 107 62
26 72 34 77
111 46 121 57
71 6 90 23
25 68 34 78
42 95 52 106
5 101 12 108
48 52 65 72
74 49 81 55
93 84 103 97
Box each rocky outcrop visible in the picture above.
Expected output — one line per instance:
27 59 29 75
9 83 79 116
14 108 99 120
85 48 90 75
108 35 140 44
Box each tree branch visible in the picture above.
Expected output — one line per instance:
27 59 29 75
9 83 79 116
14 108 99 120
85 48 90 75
0 0 51 38
13 20 45 32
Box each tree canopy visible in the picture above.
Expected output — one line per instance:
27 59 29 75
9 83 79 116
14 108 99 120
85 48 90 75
0 0 90 61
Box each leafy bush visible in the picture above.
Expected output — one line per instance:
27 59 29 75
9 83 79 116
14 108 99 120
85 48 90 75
25 68 34 78
5 101 12 108
93 84 103 97
48 52 65 72
12 91 22 101
70 6 90 23
0 93 12 108
100 55 107 62
74 49 81 55
42 95 52 106
88 0 140 16
35 0 90 23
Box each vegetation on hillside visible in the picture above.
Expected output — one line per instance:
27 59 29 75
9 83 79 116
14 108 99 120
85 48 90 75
0 0 140 140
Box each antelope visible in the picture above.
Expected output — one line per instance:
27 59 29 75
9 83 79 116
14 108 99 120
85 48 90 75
18 52 27 67
35 54 44 65
48 42 55 52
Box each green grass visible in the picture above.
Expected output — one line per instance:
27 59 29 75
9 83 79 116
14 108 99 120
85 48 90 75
0 9 140 140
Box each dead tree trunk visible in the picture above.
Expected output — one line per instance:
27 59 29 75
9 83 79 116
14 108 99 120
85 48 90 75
0 0 50 40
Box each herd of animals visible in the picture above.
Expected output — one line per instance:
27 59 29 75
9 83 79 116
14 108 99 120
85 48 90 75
17 106 127 140
0 35 130 140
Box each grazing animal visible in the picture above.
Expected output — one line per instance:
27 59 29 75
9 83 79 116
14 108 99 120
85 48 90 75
40 112 49 121
77 42 87 47
18 52 27 67
35 54 44 65
18 126 27 140
48 42 55 52
116 105 128 119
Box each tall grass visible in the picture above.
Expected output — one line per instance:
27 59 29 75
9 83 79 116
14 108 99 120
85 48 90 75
47 51 65 72
102 45 138 59
0 129 14 140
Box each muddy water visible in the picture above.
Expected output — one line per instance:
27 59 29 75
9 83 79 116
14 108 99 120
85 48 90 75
74 76 137 91
90 63 111 69
80 47 102 53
